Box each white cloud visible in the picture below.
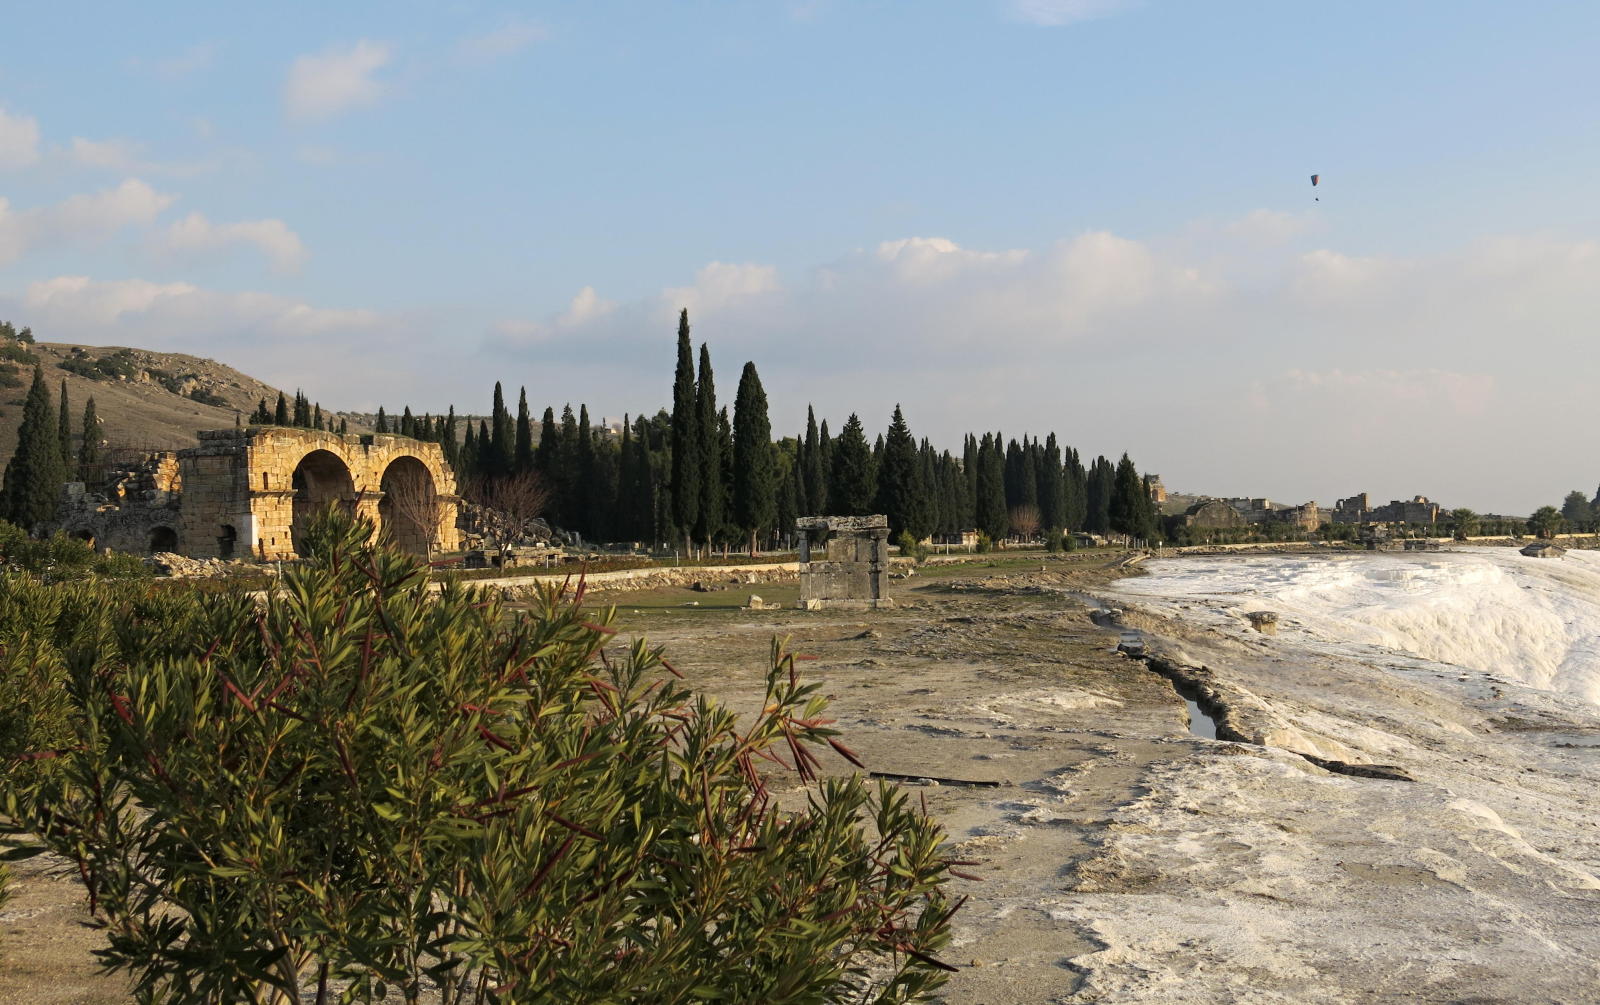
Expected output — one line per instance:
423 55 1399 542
0 107 41 169
1223 209 1316 245
21 276 379 339
1010 0 1140 27
492 285 617 345
151 211 307 273
284 40 393 122
69 137 145 172
0 179 176 265
663 262 780 316
480 218 1600 512
456 19 547 63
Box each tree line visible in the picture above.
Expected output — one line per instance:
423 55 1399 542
389 309 1161 552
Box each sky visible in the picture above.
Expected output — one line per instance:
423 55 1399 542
2 0 1598 515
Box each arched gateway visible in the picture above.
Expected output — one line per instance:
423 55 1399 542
169 427 460 560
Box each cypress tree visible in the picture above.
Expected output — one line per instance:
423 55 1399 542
442 407 459 467
1085 456 1114 534
827 414 874 516
275 392 290 426
57 380 72 469
631 414 658 545
313 403 324 431
2 366 65 529
535 407 560 486
490 382 514 481
293 391 310 428
576 405 596 540
460 423 479 483
252 398 270 424
694 344 722 549
514 388 534 475
876 405 925 539
732 361 775 554
962 435 979 529
374 406 388 433
78 396 101 480
401 406 415 438
817 420 832 512
669 309 701 545
1040 434 1066 532
802 406 823 516
776 450 799 549
339 417 348 435
557 405 580 529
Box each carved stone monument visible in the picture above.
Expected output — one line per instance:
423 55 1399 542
795 514 892 610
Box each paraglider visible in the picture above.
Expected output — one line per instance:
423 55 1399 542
1311 173 1320 201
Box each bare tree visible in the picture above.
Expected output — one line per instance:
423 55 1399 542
468 472 552 566
1009 504 1041 543
382 474 443 561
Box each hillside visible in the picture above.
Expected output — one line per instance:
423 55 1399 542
0 342 367 469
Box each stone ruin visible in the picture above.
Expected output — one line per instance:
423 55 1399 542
58 426 460 560
795 514 892 610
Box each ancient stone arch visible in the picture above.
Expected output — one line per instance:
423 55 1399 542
377 455 439 556
170 427 461 560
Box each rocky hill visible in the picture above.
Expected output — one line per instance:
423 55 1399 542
0 342 367 469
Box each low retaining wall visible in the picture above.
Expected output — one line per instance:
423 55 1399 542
460 562 803 601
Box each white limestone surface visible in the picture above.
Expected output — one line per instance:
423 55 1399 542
1067 550 1600 1002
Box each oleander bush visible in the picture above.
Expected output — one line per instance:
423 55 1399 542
0 508 957 1004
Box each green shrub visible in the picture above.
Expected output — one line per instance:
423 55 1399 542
0 345 37 365
0 508 957 1004
974 531 993 554
1044 528 1062 553
894 530 928 564
57 357 102 380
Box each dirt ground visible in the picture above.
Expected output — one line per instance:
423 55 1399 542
1 551 1199 1004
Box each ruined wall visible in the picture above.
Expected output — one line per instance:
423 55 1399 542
61 427 460 560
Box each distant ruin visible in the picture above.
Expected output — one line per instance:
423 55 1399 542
795 515 892 610
58 426 460 559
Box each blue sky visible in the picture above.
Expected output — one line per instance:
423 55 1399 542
3 1 1598 513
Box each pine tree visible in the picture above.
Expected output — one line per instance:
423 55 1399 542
876 405 925 539
252 398 270 424
57 380 72 469
514 388 534 476
828 414 874 516
2 366 66 529
732 362 775 554
694 343 722 549
669 309 701 545
1109 453 1157 541
77 396 101 480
